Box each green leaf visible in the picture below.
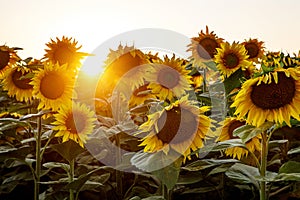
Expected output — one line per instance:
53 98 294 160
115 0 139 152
225 163 260 189
131 150 182 172
288 146 300 155
65 167 110 191
0 145 32 162
273 173 300 182
43 162 70 172
233 122 274 143
19 110 53 120
177 171 203 185
50 140 85 162
0 118 31 130
197 139 247 154
142 196 165 200
279 161 300 174
3 170 33 183
223 68 244 95
207 163 236 176
182 159 239 172
232 124 255 141
151 157 182 190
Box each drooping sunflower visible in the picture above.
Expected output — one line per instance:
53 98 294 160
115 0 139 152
44 36 89 71
96 44 149 98
145 55 193 101
215 42 252 78
216 117 261 160
0 45 21 77
52 102 97 147
30 62 75 111
231 67 300 127
187 26 224 69
139 96 213 161
2 66 34 102
241 38 265 63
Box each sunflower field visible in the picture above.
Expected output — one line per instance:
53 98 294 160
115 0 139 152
0 27 300 200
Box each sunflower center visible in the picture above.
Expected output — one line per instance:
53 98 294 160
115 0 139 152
223 53 239 69
156 107 198 144
40 73 65 99
12 70 33 90
53 43 75 65
156 107 181 144
0 50 10 70
228 120 245 139
65 112 86 134
157 67 180 89
245 43 259 59
197 38 218 59
251 72 295 109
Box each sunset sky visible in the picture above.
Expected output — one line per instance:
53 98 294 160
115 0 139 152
2 0 300 59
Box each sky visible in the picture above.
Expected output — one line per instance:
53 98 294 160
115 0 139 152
1 0 300 59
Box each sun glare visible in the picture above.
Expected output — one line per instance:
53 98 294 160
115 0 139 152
80 65 104 77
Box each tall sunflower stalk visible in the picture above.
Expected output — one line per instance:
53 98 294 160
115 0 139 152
34 116 42 200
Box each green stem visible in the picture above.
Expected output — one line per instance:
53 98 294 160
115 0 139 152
115 91 123 199
40 132 54 159
115 134 123 198
162 184 171 200
260 131 268 200
69 159 75 200
34 116 42 200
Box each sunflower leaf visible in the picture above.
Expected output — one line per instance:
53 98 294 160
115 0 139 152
279 161 300 174
197 139 247 155
151 156 182 190
223 68 244 95
288 146 300 155
131 150 182 172
225 163 260 189
232 124 257 143
50 140 85 162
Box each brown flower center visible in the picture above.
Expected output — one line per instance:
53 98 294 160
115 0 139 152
228 120 245 139
157 67 180 89
251 72 295 109
65 112 86 134
53 43 76 65
156 106 198 144
197 38 219 60
12 70 33 90
245 43 259 59
223 53 240 69
40 73 65 99
0 50 10 70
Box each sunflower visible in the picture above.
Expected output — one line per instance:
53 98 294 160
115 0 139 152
187 26 224 69
0 45 21 77
215 42 252 78
139 96 213 161
2 66 34 102
191 72 204 92
216 117 261 160
145 55 193 101
231 67 300 127
44 36 89 71
241 38 265 63
129 82 157 107
53 102 97 147
145 51 163 63
96 44 149 98
30 62 75 111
